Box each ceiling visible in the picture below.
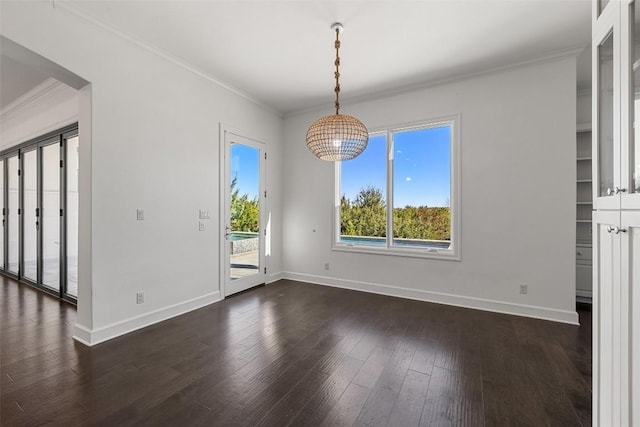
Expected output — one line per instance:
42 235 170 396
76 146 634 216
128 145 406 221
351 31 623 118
0 54 48 109
5 1 592 114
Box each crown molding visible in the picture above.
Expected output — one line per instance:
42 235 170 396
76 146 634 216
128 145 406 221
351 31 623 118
0 77 69 119
55 1 281 118
284 45 587 119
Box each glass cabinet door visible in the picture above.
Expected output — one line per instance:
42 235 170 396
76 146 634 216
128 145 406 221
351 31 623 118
594 4 622 210
622 0 640 208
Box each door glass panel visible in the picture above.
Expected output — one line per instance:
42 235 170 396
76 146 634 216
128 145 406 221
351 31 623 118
0 159 4 270
599 0 611 17
632 3 640 193
42 144 60 291
229 143 259 281
66 136 79 297
23 150 37 282
7 156 19 274
599 31 615 197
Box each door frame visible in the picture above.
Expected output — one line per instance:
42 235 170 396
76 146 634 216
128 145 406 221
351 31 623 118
219 124 267 298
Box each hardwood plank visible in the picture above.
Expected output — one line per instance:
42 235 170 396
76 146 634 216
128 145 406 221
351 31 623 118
318 382 370 427
387 369 431 426
0 277 592 426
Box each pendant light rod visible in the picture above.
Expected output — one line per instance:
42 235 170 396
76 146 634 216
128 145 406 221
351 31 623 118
332 23 343 115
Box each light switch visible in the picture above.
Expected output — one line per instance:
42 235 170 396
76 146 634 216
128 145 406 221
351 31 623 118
199 210 210 219
137 209 144 221
199 221 205 231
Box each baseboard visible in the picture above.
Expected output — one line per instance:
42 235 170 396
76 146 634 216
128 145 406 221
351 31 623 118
267 271 284 284
72 291 222 346
281 272 579 325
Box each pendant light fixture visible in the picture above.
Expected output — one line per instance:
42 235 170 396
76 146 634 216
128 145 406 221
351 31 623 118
306 23 369 161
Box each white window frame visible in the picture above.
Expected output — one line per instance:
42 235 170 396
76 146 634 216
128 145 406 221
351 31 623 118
333 115 461 261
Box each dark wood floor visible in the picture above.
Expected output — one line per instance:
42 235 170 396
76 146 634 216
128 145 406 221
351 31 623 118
1 276 592 426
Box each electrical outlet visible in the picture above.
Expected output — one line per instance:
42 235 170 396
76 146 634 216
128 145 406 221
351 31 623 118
324 262 330 270
137 209 144 221
199 221 205 231
519 283 528 295
136 291 144 304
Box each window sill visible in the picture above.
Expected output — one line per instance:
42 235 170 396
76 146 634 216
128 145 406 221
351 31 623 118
332 243 461 261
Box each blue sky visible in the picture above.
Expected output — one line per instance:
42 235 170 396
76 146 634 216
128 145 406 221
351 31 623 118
231 144 259 199
341 126 451 208
231 125 451 208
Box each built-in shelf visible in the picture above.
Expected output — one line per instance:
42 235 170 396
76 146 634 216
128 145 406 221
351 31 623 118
577 123 592 132
576 124 592 303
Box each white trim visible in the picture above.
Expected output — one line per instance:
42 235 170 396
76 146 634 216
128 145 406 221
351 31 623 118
55 1 280 118
72 291 222 346
285 46 585 118
267 271 284 284
0 78 68 118
219 124 268 297
281 272 580 325
334 115 461 261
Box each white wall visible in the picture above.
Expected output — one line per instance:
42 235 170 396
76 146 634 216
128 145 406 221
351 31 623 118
282 56 579 324
1 1 284 344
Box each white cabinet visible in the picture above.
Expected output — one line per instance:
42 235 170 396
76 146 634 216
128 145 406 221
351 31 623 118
593 0 640 211
593 1 640 426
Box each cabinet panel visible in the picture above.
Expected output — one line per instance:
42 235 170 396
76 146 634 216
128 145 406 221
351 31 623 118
621 211 640 426
593 211 622 426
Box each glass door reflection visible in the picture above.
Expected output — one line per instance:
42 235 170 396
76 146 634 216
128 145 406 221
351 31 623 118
7 155 19 275
0 159 4 271
66 135 79 298
42 143 60 291
22 149 38 282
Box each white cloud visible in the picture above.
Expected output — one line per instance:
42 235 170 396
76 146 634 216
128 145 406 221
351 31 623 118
406 177 412 181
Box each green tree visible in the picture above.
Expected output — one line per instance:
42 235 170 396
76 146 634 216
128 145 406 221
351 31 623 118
230 176 259 232
341 186 451 241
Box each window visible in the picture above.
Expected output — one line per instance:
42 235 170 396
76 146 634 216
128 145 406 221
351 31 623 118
334 116 460 259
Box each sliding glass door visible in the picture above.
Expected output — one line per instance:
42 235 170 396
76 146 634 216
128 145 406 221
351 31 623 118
22 147 38 283
42 141 61 291
0 125 78 302
65 134 79 298
7 154 19 275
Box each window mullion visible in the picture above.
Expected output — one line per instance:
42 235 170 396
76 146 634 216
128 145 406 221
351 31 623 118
387 130 393 248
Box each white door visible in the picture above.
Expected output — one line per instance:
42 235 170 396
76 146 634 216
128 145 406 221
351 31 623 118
221 129 267 297
593 2 621 210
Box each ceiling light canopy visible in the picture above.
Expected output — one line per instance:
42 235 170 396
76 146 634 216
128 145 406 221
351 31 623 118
306 23 368 162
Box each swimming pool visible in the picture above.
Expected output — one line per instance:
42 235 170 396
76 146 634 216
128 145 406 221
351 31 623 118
231 231 259 241
339 235 450 249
